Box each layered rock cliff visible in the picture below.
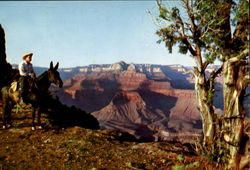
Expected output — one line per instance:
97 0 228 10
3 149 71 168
55 62 212 141
91 90 202 141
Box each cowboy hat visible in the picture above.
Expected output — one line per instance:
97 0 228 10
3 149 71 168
22 53 33 60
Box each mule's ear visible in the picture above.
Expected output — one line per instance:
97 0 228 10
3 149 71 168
54 62 59 70
50 61 53 70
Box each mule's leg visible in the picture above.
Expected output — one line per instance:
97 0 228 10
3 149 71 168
2 99 13 129
37 107 43 130
6 101 13 128
2 102 8 129
31 108 36 130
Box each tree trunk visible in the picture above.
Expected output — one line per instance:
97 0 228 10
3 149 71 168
193 68 218 147
222 57 249 169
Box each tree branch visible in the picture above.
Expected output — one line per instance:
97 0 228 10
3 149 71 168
183 39 197 56
184 70 195 76
232 0 249 50
228 48 249 63
182 0 197 33
210 64 223 80
159 2 197 57
202 61 209 70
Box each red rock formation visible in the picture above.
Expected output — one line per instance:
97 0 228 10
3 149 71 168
92 90 201 141
56 64 205 141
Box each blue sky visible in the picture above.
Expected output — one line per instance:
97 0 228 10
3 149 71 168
0 1 195 68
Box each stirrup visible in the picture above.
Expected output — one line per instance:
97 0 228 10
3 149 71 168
16 103 24 112
18 99 31 109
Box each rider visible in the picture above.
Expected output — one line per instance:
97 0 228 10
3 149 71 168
18 53 36 106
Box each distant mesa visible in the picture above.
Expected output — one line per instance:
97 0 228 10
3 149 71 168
127 63 137 72
169 64 187 72
110 61 128 71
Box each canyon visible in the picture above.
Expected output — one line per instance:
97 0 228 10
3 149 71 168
50 61 227 141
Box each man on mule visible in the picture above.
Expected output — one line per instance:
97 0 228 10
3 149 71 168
18 52 36 107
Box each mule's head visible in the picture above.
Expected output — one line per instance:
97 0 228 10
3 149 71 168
48 61 63 88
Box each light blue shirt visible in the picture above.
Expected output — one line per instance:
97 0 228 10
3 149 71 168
19 61 34 76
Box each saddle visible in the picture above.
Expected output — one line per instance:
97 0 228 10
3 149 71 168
9 77 36 93
9 78 34 109
10 81 18 93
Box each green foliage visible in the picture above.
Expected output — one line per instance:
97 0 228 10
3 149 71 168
158 4 180 21
172 164 185 170
156 3 188 54
231 0 249 25
159 6 169 20
156 27 177 53
178 43 189 54
197 0 249 56
207 90 215 104
197 139 230 164
196 0 232 53
156 0 215 59
172 155 200 170
176 155 185 162
205 53 216 64
185 161 200 169
156 0 248 62
171 7 180 19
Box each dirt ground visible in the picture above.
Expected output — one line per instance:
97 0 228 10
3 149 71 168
0 126 224 170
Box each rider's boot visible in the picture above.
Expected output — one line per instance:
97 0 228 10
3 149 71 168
19 76 29 108
19 97 28 108
19 78 31 108
19 89 31 108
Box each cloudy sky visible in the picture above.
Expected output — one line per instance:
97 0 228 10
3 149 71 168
0 1 195 68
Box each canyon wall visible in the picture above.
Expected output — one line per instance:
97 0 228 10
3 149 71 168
55 62 223 141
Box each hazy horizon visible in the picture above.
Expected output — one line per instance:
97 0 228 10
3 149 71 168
11 60 219 70
0 1 197 68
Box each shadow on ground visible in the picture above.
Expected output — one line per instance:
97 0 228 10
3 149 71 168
44 95 100 130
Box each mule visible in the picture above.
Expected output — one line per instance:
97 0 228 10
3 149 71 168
1 61 63 130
